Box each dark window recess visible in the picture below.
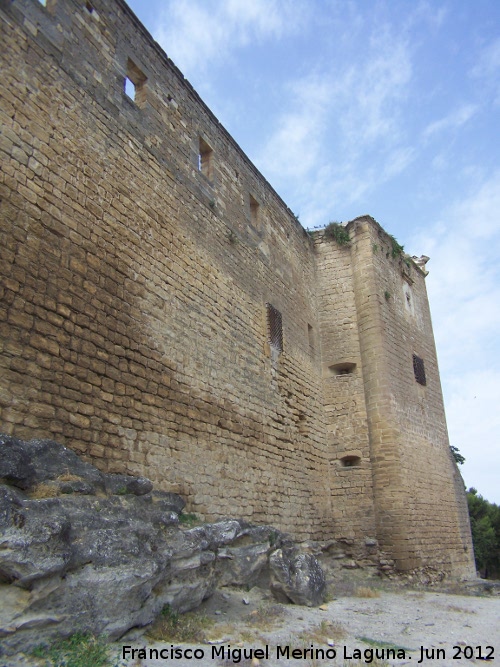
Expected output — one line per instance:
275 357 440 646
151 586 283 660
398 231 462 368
249 194 259 226
308 324 315 358
341 455 361 467
329 362 356 375
413 354 426 386
266 303 283 353
198 137 213 181
125 58 147 107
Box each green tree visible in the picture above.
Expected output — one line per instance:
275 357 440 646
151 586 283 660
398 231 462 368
467 488 500 578
450 445 465 465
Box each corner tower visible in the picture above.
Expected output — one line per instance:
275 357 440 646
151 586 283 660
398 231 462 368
345 216 475 575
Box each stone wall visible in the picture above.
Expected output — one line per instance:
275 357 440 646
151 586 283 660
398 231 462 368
0 0 475 574
348 217 474 575
0 0 332 539
314 233 376 543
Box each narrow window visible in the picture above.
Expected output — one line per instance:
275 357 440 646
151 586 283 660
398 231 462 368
249 194 259 227
307 324 315 358
125 58 147 107
266 303 283 353
413 354 426 386
38 0 47 5
328 362 356 376
198 137 213 181
341 455 361 467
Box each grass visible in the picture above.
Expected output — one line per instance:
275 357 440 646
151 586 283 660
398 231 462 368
355 586 381 598
389 234 404 258
324 221 350 246
31 633 112 667
298 619 345 643
57 473 83 482
243 603 284 631
238 629 256 643
356 636 413 652
147 605 214 642
178 512 200 527
445 604 476 613
29 482 59 499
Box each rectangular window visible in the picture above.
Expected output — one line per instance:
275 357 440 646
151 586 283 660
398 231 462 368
249 194 259 227
198 137 213 181
308 323 315 358
413 354 426 386
125 58 147 107
266 303 283 353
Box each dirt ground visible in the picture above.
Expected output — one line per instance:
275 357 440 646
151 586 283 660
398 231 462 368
4 581 499 667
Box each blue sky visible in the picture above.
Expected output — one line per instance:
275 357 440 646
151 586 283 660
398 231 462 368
126 0 500 503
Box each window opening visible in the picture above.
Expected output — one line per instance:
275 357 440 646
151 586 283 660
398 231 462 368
413 354 426 386
266 303 283 354
125 58 147 107
38 0 47 5
297 413 308 434
328 362 356 376
249 194 259 227
307 324 315 358
340 455 361 467
198 137 213 181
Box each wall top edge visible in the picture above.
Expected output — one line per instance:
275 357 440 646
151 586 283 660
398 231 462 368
110 0 309 242
310 216 430 277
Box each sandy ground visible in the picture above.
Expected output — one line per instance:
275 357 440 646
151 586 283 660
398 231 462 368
3 583 499 667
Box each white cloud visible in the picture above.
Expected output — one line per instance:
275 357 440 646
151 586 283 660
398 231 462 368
409 172 500 502
154 0 303 76
345 37 412 146
470 37 500 108
254 29 414 226
471 37 500 79
422 104 478 140
413 173 500 363
256 75 332 181
447 370 500 503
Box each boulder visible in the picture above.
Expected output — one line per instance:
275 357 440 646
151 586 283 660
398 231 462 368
0 434 105 492
269 543 326 606
0 434 326 655
103 473 153 496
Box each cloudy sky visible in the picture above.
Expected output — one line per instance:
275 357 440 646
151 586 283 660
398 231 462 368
126 0 500 504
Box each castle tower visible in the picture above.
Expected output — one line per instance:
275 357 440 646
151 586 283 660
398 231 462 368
345 216 474 575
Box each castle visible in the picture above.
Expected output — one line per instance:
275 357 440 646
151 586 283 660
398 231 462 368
0 0 475 576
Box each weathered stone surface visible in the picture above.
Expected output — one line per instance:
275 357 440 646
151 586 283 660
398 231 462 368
0 434 105 493
269 543 326 607
0 0 475 580
104 473 153 496
152 490 186 514
0 436 37 490
0 436 325 655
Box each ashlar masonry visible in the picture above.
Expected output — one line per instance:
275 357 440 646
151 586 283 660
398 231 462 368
0 0 475 576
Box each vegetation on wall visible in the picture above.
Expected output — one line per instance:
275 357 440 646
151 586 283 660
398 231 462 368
450 445 466 466
389 234 404 258
324 221 351 246
467 488 500 579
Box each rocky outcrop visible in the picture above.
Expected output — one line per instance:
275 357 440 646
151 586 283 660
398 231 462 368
269 545 327 606
0 435 325 656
